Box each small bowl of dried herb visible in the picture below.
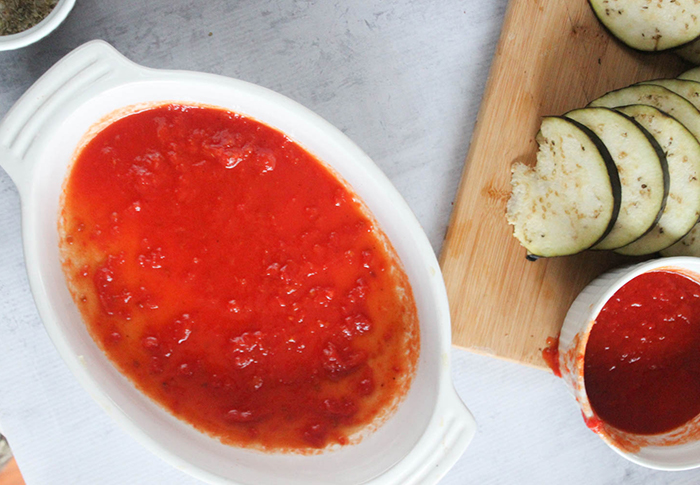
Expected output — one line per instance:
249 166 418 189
0 0 75 51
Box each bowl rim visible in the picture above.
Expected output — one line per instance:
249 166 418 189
0 0 76 51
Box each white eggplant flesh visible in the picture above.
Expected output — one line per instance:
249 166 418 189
589 84 700 142
676 37 700 65
639 79 700 112
679 66 700 82
506 116 621 258
615 105 700 255
589 0 700 51
564 107 669 250
661 223 700 256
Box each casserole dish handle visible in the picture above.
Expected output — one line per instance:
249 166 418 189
0 40 140 191
383 387 476 485
0 145 21 187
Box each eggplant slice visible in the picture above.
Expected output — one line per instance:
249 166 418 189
589 84 700 142
506 116 621 258
675 37 700 65
564 107 669 250
615 105 700 255
589 0 700 52
639 79 700 111
661 224 700 256
679 66 700 83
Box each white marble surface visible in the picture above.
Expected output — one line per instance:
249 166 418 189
1 1 699 484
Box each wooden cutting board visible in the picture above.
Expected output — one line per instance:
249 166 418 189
439 0 689 369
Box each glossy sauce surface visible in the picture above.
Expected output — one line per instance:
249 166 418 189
585 270 700 435
59 104 419 451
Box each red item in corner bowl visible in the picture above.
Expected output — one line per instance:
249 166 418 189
584 270 700 435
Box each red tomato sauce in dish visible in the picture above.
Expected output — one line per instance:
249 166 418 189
584 270 700 435
59 104 419 451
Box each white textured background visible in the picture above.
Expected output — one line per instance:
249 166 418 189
0 1 699 483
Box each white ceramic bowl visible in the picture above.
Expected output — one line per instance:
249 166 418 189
0 0 75 51
0 40 475 484
559 256 700 470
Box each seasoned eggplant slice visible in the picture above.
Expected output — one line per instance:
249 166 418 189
589 84 700 142
506 117 621 258
661 224 700 256
589 0 700 51
679 66 700 82
639 79 700 111
565 107 669 250
675 38 700 65
615 105 700 255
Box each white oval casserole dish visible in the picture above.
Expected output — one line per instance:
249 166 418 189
0 40 475 484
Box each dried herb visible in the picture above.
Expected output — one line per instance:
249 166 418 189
0 0 59 36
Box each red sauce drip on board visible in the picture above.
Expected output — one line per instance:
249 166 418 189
542 335 561 377
59 105 419 451
584 270 700 435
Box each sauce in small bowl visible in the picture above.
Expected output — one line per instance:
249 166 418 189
559 257 700 470
585 270 700 437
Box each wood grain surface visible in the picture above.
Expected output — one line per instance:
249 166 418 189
440 0 689 369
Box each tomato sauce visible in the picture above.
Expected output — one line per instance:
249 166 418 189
59 104 419 451
541 335 560 377
584 270 700 435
